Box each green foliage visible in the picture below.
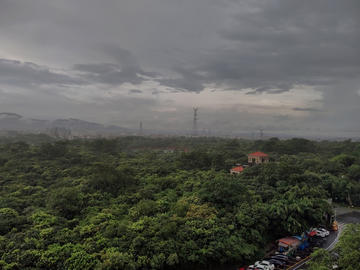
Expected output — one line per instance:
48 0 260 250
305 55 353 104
89 138 121 155
306 248 335 270
46 187 83 219
0 136 359 269
199 173 252 207
39 141 68 158
335 223 360 268
88 163 136 197
0 208 19 235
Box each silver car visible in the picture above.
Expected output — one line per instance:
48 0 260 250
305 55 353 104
255 260 275 270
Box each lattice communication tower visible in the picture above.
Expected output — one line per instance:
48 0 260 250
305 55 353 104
260 129 264 140
192 108 198 137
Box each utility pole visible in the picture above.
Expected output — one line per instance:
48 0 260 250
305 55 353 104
192 108 198 137
140 122 143 136
260 129 264 140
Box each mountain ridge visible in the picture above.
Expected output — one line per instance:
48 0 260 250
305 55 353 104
0 113 128 132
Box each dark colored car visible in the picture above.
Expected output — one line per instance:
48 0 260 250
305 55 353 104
272 254 289 261
264 255 288 263
267 259 286 268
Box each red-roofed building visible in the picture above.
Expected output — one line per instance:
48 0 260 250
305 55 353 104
230 166 244 175
277 236 300 255
248 151 269 164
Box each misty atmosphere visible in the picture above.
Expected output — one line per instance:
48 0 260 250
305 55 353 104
0 0 359 138
1 1 360 270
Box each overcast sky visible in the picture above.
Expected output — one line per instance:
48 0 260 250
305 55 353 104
0 0 359 137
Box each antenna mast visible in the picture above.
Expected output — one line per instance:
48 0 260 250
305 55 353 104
192 108 198 137
260 129 264 140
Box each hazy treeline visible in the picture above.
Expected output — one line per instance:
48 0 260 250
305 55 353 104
0 135 359 269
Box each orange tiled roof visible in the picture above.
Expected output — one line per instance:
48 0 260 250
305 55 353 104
248 151 269 157
278 237 298 245
230 166 244 172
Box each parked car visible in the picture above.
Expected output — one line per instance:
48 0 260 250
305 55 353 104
316 230 326 237
255 260 275 270
250 265 268 270
317 227 330 235
247 265 261 270
264 255 288 262
273 254 289 261
267 259 286 268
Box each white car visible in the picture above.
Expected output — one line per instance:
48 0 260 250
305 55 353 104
316 230 326 237
318 228 330 235
251 265 267 270
255 260 275 270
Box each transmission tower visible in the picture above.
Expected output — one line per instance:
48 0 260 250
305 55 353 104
260 129 264 140
140 122 143 136
54 127 59 139
192 108 198 137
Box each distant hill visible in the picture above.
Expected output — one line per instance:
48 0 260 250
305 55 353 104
0 113 128 132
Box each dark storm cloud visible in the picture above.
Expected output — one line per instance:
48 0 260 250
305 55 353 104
0 59 85 87
154 0 360 93
129 89 143 94
246 86 271 95
101 46 159 78
156 67 206 93
157 78 205 93
72 47 159 86
3 1 359 95
293 108 322 112
151 89 166 95
0 55 159 96
73 63 146 86
245 84 293 95
245 84 292 95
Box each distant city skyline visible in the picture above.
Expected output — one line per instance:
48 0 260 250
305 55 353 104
0 112 358 141
0 1 359 137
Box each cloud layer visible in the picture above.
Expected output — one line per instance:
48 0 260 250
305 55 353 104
0 0 359 137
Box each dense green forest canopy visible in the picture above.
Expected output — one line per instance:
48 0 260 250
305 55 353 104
0 134 359 269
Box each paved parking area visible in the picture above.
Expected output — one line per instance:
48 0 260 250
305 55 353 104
291 211 360 270
234 212 360 270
